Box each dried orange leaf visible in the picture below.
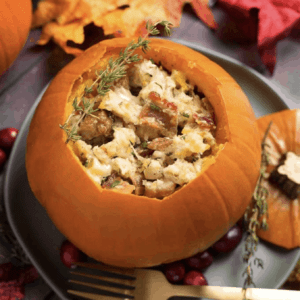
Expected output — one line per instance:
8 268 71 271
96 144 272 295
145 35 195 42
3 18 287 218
32 0 216 55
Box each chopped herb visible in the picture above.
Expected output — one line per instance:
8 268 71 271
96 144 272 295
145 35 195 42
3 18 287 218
84 160 89 167
146 73 153 77
111 180 121 188
141 141 148 148
155 82 163 89
150 58 155 64
181 135 186 140
150 103 161 111
182 112 190 118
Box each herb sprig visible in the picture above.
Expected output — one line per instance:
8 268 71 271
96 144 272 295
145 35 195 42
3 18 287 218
242 121 272 299
60 20 172 143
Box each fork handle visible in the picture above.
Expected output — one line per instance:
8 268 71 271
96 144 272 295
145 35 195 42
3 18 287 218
171 285 300 300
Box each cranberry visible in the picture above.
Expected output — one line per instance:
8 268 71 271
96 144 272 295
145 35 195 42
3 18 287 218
0 262 15 281
183 270 208 285
163 261 185 283
0 128 19 150
0 148 7 169
184 250 213 270
60 240 85 268
17 265 39 285
212 225 243 253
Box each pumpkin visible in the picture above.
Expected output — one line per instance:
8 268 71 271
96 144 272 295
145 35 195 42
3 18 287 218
26 38 261 268
0 0 32 76
256 109 300 249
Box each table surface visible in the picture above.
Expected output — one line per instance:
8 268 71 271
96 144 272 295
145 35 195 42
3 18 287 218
0 1 300 299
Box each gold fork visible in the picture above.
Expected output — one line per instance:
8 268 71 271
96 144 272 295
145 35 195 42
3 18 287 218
67 262 300 300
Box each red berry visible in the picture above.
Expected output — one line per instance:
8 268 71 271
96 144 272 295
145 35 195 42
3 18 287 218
212 225 243 253
184 250 213 270
0 262 15 281
0 148 7 168
0 128 19 150
60 240 84 268
163 262 185 283
184 270 208 285
0 280 25 298
17 265 39 285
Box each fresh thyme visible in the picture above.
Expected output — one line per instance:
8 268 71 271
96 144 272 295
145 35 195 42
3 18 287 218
155 82 163 89
60 20 172 143
242 121 272 299
182 112 190 118
111 180 121 188
150 103 161 111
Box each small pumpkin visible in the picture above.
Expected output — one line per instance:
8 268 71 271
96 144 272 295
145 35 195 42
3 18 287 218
0 0 32 75
26 38 261 268
256 109 300 249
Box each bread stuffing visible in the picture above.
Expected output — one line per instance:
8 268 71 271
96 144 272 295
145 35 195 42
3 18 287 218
69 59 218 199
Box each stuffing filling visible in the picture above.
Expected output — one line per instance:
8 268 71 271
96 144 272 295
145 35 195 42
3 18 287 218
69 59 220 199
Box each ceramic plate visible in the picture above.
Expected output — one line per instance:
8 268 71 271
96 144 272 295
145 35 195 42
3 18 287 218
4 40 300 300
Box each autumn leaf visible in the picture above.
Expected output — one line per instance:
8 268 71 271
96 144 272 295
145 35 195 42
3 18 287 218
31 0 216 55
217 0 300 74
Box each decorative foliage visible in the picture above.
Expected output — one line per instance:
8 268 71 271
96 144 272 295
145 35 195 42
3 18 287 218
31 0 217 55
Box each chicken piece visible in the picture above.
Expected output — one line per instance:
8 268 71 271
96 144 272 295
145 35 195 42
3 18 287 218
78 110 113 140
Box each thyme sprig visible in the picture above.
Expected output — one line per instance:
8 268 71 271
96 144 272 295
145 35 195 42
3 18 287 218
242 121 272 299
60 20 173 144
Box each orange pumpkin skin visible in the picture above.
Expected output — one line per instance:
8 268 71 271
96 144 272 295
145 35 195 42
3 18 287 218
256 109 300 249
0 0 32 75
26 38 261 268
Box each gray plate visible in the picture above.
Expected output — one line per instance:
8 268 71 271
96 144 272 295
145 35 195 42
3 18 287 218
4 40 300 300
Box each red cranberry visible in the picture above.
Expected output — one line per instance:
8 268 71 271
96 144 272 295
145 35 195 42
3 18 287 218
185 250 213 270
17 265 39 285
0 148 7 168
212 225 243 253
184 270 208 285
0 128 19 150
163 261 185 283
0 262 15 281
60 240 84 268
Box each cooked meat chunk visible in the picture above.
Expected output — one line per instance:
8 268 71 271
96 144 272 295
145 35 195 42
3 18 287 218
78 110 113 140
139 92 178 138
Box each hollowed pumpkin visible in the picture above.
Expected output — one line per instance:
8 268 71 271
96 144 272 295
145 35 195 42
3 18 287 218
26 38 261 267
0 0 32 76
256 109 300 249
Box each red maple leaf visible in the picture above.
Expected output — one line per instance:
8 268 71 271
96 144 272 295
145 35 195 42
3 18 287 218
217 0 300 74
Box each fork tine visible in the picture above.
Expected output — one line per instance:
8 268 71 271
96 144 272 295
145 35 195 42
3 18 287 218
69 262 136 299
70 271 135 290
74 262 135 279
69 279 134 298
67 289 131 300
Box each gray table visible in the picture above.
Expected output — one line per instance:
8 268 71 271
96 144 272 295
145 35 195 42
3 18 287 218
0 2 299 299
